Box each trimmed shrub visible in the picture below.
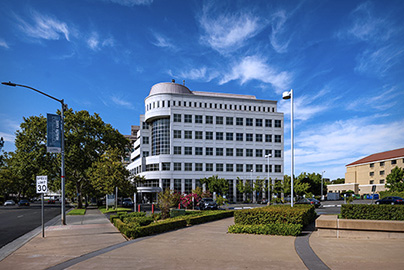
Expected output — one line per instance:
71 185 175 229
188 210 234 225
234 205 316 226
170 209 186 218
123 216 154 226
341 204 404 220
110 214 119 223
379 191 404 199
130 219 187 238
228 223 303 236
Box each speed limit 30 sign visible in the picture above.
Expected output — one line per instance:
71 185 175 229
36 176 48 194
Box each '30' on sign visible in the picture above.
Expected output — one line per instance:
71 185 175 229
36 176 48 194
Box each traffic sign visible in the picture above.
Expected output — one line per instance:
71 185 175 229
36 176 48 194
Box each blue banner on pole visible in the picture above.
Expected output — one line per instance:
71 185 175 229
47 113 61 153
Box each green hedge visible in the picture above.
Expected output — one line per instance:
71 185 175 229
234 205 316 226
228 223 302 236
187 210 234 225
379 191 404 199
341 204 404 220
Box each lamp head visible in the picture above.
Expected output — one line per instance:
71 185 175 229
282 91 291 100
265 154 272 158
2 81 17 87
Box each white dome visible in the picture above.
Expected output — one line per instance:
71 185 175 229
149 82 192 96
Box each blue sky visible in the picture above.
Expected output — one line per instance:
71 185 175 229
1 0 403 180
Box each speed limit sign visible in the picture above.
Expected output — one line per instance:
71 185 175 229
36 176 48 194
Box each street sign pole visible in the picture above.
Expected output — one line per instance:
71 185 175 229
36 175 48 238
42 193 44 237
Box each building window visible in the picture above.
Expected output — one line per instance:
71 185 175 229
256 164 263 172
216 116 223 125
246 164 253 172
265 119 272 127
206 163 213 171
185 179 192 194
275 165 282 173
226 148 234 156
205 131 213 140
275 150 281 158
246 149 253 157
370 163 374 168
265 149 271 156
246 134 253 141
226 132 233 141
275 135 282 143
256 149 263 157
174 179 181 192
185 147 192 155
226 117 233 125
275 120 281 128
151 118 170 155
236 164 243 172
195 131 203 140
380 162 385 166
206 147 213 156
206 115 213 124
369 171 374 177
226 164 233 172
236 117 243 125
184 114 192 123
216 164 223 171
256 134 263 142
265 164 272 173
246 118 253 126
236 133 243 141
143 151 149 157
174 146 181 155
185 163 192 171
380 179 385 184
256 119 262 127
143 137 149 144
162 162 170 171
265 134 272 142
236 148 243 157
391 160 397 165
195 163 203 171
195 147 203 155
174 163 181 171
380 170 384 175
173 130 181 139
195 115 203 124
369 180 374 184
216 132 223 140
216 148 223 156
174 114 181 122
184 130 192 139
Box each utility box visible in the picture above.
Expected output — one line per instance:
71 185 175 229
327 192 340 201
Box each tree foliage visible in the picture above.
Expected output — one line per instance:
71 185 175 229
200 175 229 196
386 167 404 192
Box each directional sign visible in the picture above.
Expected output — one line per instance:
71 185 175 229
36 176 48 194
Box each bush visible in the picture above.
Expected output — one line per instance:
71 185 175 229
123 216 154 226
341 204 404 220
234 205 316 226
130 219 187 238
187 210 234 225
170 209 186 218
228 223 303 236
379 191 404 199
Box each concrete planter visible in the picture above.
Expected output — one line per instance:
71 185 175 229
315 215 404 239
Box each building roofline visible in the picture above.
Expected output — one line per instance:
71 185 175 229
346 148 404 167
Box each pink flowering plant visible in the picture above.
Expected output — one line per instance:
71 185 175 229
181 193 201 209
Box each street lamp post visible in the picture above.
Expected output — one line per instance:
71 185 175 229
321 171 325 201
265 154 272 204
2 81 67 225
282 89 294 207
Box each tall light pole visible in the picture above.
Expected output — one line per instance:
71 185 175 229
265 154 272 204
321 171 325 201
2 81 67 225
282 89 294 207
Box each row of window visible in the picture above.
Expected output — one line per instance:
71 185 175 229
173 114 282 127
146 100 276 113
369 171 385 177
369 179 385 184
173 130 282 142
369 159 401 168
145 162 282 173
171 147 281 157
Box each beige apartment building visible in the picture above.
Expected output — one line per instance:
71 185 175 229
340 148 404 195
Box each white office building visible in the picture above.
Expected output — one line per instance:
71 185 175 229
127 81 284 203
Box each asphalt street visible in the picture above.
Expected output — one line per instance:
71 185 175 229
0 202 65 248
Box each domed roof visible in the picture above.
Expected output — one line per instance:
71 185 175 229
149 82 192 96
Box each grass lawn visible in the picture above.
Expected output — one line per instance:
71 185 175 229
99 206 132 214
67 208 86 215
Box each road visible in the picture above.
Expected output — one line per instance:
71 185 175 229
0 202 64 248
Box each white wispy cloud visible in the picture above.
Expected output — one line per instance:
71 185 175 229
347 85 401 111
151 32 176 49
269 10 290 53
198 4 265 53
87 32 115 51
111 96 134 109
176 67 219 82
103 0 153 6
0 39 9 49
16 11 71 41
219 55 291 92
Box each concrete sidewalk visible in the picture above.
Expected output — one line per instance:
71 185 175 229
1 208 404 270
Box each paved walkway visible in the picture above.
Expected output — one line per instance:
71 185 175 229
1 208 403 270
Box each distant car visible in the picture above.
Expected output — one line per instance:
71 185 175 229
4 200 16 206
47 199 56 204
122 198 134 207
18 199 30 206
375 196 404 205
295 198 321 208
198 198 218 210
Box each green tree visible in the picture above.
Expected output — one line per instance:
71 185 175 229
158 189 177 219
200 175 229 196
386 167 404 192
332 178 345 184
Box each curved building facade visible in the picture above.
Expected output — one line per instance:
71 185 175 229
127 81 284 203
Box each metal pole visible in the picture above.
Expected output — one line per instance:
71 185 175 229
61 100 66 225
321 171 325 201
291 89 294 207
268 157 270 204
42 193 45 237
